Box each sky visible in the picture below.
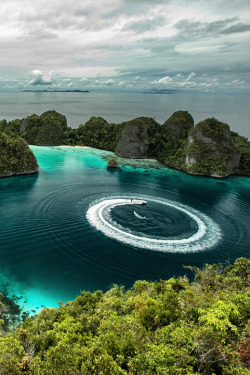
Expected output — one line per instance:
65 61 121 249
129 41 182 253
0 0 250 92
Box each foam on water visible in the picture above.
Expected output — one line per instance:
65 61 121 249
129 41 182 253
86 195 222 253
134 211 147 220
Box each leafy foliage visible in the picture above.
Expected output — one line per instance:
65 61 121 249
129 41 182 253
0 131 38 177
185 118 248 177
0 258 249 374
65 117 123 151
148 110 194 166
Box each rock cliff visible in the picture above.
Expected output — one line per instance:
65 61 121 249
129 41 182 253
115 117 153 158
185 118 243 177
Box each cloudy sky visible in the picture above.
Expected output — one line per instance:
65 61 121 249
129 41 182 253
0 0 249 92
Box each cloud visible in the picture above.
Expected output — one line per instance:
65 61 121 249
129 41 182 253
126 16 166 34
152 76 172 85
186 72 196 81
221 23 250 34
0 0 249 93
174 17 250 39
30 70 55 85
103 79 115 85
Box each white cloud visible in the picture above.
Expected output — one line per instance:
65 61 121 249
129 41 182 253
30 70 55 85
152 76 173 85
186 72 196 81
103 79 115 85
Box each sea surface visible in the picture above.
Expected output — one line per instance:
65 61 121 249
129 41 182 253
0 91 249 138
0 146 249 316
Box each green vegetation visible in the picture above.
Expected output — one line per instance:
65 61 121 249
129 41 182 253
0 258 249 374
0 110 249 177
0 111 67 146
64 117 123 151
148 111 194 169
185 118 241 177
0 131 38 177
21 111 68 146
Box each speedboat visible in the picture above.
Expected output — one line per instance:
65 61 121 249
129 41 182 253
131 199 147 205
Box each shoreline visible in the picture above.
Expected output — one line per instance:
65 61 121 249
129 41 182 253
30 144 250 179
58 145 92 149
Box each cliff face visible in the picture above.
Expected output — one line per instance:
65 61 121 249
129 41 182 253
0 132 39 178
184 118 243 177
115 117 152 158
114 112 250 177
153 111 194 168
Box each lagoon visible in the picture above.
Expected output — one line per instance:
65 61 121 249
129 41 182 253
0 145 249 316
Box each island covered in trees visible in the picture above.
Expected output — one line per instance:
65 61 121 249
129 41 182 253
0 258 249 374
0 109 249 178
0 131 38 178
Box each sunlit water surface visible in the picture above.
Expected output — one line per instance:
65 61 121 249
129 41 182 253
0 146 249 315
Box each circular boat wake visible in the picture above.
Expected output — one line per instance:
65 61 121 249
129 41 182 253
86 195 222 253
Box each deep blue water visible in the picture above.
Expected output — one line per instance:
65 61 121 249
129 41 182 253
0 146 249 314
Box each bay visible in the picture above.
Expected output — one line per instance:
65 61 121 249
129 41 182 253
0 91 249 138
0 146 249 316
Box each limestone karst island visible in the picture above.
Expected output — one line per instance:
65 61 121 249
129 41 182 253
0 109 249 178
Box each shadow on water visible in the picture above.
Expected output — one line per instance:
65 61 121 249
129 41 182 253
0 172 39 193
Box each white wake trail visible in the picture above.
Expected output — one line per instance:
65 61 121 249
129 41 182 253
86 195 221 253
134 211 147 220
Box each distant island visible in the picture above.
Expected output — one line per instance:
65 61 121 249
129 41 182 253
21 90 90 93
0 109 249 178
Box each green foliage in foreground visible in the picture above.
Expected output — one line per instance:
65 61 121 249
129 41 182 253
0 258 249 374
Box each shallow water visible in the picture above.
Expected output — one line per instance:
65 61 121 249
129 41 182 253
0 146 249 315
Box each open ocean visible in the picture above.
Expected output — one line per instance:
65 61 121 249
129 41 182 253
0 145 249 316
0 91 249 138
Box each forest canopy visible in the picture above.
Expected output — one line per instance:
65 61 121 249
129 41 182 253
0 258 249 374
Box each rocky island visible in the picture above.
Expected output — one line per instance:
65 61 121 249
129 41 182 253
0 131 38 178
1 109 249 178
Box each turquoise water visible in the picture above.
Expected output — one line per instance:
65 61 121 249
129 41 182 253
0 146 249 315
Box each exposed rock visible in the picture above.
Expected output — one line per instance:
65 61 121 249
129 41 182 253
162 110 194 138
107 158 119 168
185 118 242 177
154 111 194 167
115 117 152 158
0 132 39 178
